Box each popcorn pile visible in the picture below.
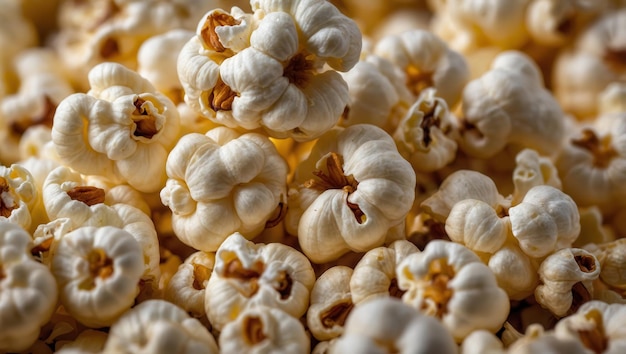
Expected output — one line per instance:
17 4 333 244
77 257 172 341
2 0 626 353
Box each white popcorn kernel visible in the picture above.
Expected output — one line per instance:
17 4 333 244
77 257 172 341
458 51 566 159
397 240 510 341
165 251 215 320
393 88 459 172
180 0 362 141
43 166 161 291
350 240 419 305
0 48 73 164
0 163 37 231
445 199 509 255
286 124 416 263
160 127 288 252
421 169 507 223
307 266 354 341
137 29 195 104
0 221 58 353
331 297 458 354
556 117 626 212
51 226 144 328
590 239 626 290
488 242 539 300
553 9 626 119
429 0 529 53
55 329 108 354
460 330 504 354
511 148 562 205
554 301 626 353
374 29 470 108
525 0 607 47
103 299 219 354
338 53 410 132
204 233 315 331
51 62 180 193
535 248 600 317
219 305 310 354
509 185 581 258
53 0 217 90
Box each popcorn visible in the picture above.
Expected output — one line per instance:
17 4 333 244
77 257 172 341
4 0 626 350
103 299 219 354
0 221 58 353
51 62 180 193
374 29 470 108
0 164 37 231
397 240 510 341
307 266 354 341
160 126 288 252
535 248 601 317
393 88 459 173
219 305 310 354
286 124 416 263
457 51 566 159
51 225 144 328
178 0 362 141
165 250 215 321
331 297 458 354
350 240 419 305
204 232 315 331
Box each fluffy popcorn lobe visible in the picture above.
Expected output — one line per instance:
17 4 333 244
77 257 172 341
178 0 362 141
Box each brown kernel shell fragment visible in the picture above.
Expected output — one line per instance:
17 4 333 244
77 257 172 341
420 101 440 147
209 77 237 112
571 129 618 168
223 258 264 297
274 271 293 300
575 255 597 273
200 12 240 52
243 316 267 345
0 177 16 218
67 186 105 206
132 98 159 139
192 263 211 290
304 152 365 224
320 301 354 328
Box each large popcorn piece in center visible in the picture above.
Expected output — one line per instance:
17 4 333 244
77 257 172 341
286 124 416 263
177 0 362 142
160 127 288 252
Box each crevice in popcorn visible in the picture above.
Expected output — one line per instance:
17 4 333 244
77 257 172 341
320 301 354 329
243 315 266 345
571 129 618 168
304 152 365 224
0 177 17 218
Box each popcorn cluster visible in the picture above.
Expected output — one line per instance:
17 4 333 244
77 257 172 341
2 0 626 353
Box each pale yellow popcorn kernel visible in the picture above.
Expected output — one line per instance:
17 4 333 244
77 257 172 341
397 240 510 341
307 266 354 341
535 248 600 317
204 232 315 331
